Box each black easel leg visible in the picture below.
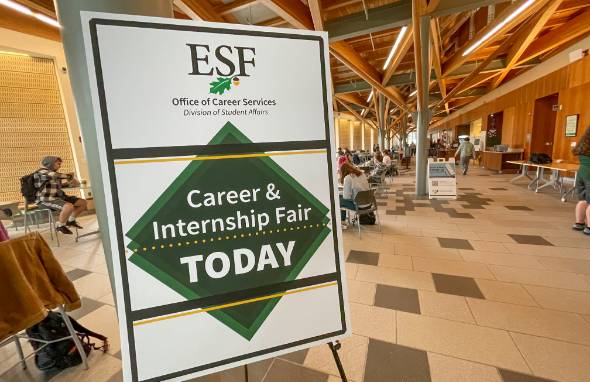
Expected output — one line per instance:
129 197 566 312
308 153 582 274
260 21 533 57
329 341 347 382
244 364 249 382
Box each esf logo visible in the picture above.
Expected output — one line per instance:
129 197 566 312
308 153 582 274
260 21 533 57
187 43 256 95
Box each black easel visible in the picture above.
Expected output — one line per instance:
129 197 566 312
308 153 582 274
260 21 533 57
329 341 348 381
243 341 347 382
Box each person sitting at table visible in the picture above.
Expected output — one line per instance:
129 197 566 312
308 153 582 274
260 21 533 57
339 162 370 228
352 152 361 165
338 151 353 169
34 156 87 235
373 152 384 167
383 150 392 166
573 126 590 235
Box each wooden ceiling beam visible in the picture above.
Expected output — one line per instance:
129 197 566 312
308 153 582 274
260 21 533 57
335 98 377 129
336 93 368 109
425 0 442 13
442 0 550 77
489 0 563 91
215 0 259 16
261 0 314 29
308 0 324 31
557 0 590 13
323 0 359 12
441 11 470 45
430 18 449 114
17 0 55 18
326 1 412 42
330 41 408 110
382 27 414 85
437 21 525 107
518 8 590 65
174 0 225 22
256 17 288 27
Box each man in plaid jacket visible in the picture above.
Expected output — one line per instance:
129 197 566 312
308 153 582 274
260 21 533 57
34 156 87 235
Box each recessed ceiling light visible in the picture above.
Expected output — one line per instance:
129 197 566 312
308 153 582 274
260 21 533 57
462 0 535 57
0 0 60 28
383 26 408 70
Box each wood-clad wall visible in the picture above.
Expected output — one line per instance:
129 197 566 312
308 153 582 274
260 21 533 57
336 118 378 151
352 121 362 150
338 119 351 150
0 8 60 42
363 124 371 150
435 55 590 162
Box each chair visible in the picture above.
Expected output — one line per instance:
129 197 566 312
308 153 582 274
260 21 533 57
345 189 381 238
385 162 398 180
23 200 62 247
369 167 387 189
0 305 88 371
0 202 27 231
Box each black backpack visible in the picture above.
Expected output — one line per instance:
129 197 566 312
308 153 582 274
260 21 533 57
359 212 376 225
20 170 46 203
26 311 109 371
529 153 552 164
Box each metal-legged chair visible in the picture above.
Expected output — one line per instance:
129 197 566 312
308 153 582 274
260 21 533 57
342 189 381 238
0 305 88 371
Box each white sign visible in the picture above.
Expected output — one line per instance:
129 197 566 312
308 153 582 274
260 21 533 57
81 13 349 382
427 158 457 199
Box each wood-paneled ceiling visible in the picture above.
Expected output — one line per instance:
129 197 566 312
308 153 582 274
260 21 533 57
2 0 590 134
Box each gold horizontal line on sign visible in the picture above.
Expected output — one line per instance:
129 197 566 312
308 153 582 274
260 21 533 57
132 281 338 327
114 149 327 165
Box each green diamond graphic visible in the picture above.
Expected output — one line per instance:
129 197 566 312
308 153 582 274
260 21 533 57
126 122 331 340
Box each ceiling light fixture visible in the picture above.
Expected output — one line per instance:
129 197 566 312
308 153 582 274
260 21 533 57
0 0 60 28
0 0 31 15
462 0 535 57
383 26 408 70
34 13 61 28
367 90 373 103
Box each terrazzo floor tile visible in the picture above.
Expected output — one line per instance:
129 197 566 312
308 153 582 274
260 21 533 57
467 298 590 345
396 312 530 372
511 333 590 382
432 273 485 299
428 352 502 382
363 339 431 382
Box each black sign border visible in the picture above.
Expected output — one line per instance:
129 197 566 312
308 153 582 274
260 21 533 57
89 18 345 382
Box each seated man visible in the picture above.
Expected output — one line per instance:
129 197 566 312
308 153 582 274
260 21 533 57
382 150 392 166
34 156 87 235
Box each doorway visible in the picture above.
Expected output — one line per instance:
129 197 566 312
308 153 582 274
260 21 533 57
531 94 559 156
486 111 504 148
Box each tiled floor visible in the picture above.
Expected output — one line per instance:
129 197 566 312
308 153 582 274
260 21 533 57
2 164 590 382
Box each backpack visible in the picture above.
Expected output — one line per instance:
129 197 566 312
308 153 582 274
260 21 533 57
26 311 108 371
20 170 46 203
529 153 552 164
359 212 376 225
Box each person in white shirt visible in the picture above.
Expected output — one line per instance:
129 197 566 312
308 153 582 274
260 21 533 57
340 163 370 226
373 152 384 167
383 150 392 165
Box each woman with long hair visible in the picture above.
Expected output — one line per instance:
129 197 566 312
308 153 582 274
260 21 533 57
339 162 370 227
573 125 590 235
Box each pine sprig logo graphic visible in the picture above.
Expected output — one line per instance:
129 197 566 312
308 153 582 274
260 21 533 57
209 76 240 95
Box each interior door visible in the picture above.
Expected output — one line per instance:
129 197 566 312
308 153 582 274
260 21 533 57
531 94 558 156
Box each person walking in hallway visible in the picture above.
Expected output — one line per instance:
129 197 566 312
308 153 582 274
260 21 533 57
573 126 590 235
455 137 475 175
